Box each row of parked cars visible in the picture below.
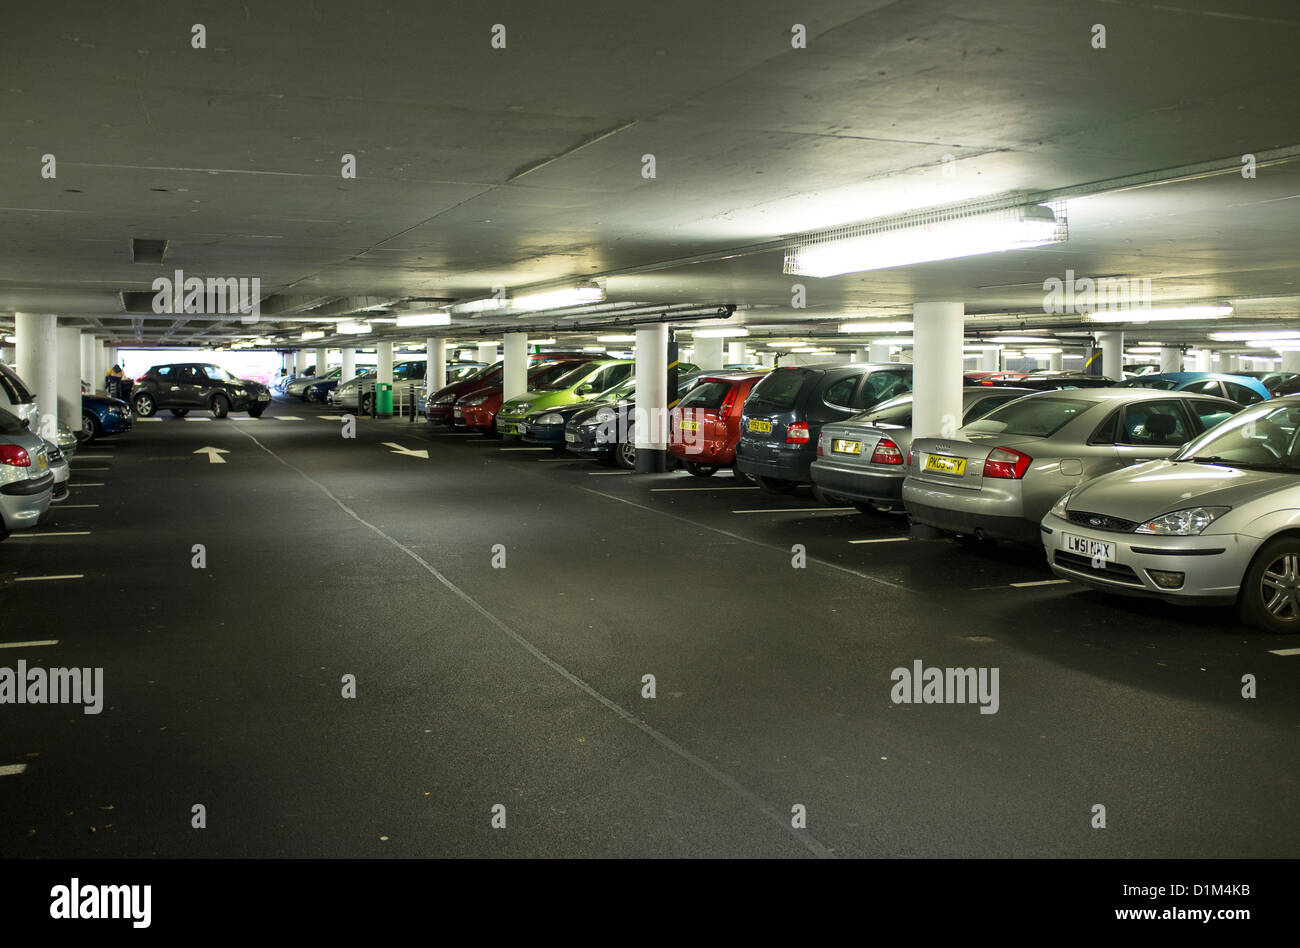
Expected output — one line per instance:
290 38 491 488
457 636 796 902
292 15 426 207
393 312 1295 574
423 356 1299 633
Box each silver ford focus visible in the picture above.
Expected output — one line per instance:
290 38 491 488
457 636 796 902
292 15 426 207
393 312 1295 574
1041 395 1300 633
904 389 1242 542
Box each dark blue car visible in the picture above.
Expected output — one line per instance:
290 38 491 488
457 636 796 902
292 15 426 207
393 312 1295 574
79 394 133 444
301 377 340 402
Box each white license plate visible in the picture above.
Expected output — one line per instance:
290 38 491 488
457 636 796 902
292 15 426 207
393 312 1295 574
517 423 528 435
1063 533 1114 564
258 393 271 401
565 432 578 443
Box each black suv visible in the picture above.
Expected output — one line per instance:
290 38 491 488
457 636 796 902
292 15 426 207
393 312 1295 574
735 362 914 493
131 363 271 419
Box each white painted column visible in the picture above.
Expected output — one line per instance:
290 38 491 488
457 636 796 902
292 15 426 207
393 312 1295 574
1160 345 1182 374
911 302 964 439
1096 330 1124 381
694 336 723 371
634 323 669 472
341 347 356 383
502 332 528 402
316 347 328 373
376 342 394 384
426 337 446 393
852 347 869 363
80 334 97 387
1280 351 1300 374
979 346 999 371
14 313 57 436
869 341 892 363
1048 351 1064 371
55 326 82 432
759 351 776 368
1224 354 1241 373
477 342 498 365
727 341 746 365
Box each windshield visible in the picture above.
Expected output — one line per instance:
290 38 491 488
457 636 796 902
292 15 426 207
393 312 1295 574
602 377 636 401
0 364 35 404
1176 402 1300 471
963 396 1094 438
201 365 236 381
531 362 582 386
539 362 599 391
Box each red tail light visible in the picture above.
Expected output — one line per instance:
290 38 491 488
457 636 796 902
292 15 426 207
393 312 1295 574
136 374 148 383
0 444 31 467
983 447 1032 479
717 384 739 419
870 437 904 465
816 437 824 457
786 421 810 444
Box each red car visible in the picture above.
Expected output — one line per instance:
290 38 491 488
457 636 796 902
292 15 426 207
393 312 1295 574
668 372 767 479
456 359 591 432
425 352 588 428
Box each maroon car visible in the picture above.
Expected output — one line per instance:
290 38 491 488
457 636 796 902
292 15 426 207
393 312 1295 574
424 353 588 428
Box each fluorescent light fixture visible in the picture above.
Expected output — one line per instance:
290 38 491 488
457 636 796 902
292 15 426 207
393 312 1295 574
3 335 16 343
512 286 604 312
253 337 272 345
785 203 1063 278
597 334 636 342
529 338 557 345
1001 350 1023 358
767 341 810 349
301 330 325 341
452 297 511 315
1209 329 1300 341
395 312 451 328
1125 347 1163 354
1023 347 1062 355
582 346 607 352
336 321 373 335
983 335 1056 344
1086 305 1232 323
692 327 749 338
839 321 914 333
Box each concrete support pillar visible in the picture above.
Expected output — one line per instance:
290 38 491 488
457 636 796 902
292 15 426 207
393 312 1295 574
979 347 999 371
55 327 82 433
1049 352 1064 371
426 337 446 393
1160 346 1182 374
759 351 776 367
852 347 869 363
316 347 328 374
1280 351 1300 374
694 336 723 371
869 341 892 363
15 313 57 436
477 342 498 365
80 335 97 387
502 332 528 402
1223 354 1240 373
634 323 669 472
341 347 356 383
1096 330 1124 381
727 341 746 365
376 342 394 384
911 302 964 439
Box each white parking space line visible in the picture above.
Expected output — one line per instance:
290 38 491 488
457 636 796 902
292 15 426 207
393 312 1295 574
71 483 105 487
136 417 162 422
1010 579 1071 588
731 507 855 514
1268 647 1300 656
535 456 575 461
500 447 551 452
317 414 346 420
587 471 633 475
0 640 59 648
72 467 109 471
651 486 760 491
58 504 99 509
0 764 27 776
70 455 112 460
275 416 304 421
183 417 212 422
14 574 83 582
9 531 92 538
848 537 909 544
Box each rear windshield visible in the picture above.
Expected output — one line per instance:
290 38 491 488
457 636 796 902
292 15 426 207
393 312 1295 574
0 364 34 403
532 362 581 386
855 393 914 427
748 368 812 410
963 396 1094 438
539 362 598 390
0 405 26 434
1118 378 1178 390
680 380 733 410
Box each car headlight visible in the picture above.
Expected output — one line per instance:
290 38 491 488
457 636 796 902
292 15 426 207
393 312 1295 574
233 388 247 396
462 394 490 407
537 412 564 425
593 409 616 425
1134 506 1230 536
434 394 456 405
1049 489 1076 519
511 403 532 415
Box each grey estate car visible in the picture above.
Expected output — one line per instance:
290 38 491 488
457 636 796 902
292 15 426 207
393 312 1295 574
1041 396 1300 633
904 388 1242 542
812 386 1034 512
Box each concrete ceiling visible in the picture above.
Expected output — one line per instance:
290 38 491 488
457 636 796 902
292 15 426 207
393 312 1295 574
2 0 1299 355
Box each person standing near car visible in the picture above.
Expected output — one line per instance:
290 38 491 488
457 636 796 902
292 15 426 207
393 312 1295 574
105 364 124 399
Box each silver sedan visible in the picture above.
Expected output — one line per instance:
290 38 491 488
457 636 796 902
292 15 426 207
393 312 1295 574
904 388 1242 543
812 386 1034 512
1041 396 1300 633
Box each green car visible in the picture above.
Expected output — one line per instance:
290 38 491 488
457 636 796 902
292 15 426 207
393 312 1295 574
496 360 634 435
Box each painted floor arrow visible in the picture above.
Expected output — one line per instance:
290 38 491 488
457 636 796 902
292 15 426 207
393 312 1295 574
381 441 429 459
194 446 230 464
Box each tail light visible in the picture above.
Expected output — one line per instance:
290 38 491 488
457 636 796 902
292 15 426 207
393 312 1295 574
816 437 824 457
717 385 739 419
786 421 810 444
136 374 149 382
983 447 1032 479
907 448 916 467
0 444 31 467
870 437 904 465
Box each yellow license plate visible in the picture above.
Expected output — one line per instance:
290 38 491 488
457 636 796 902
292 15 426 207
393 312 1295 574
679 420 699 431
924 454 966 475
747 419 772 434
833 439 861 455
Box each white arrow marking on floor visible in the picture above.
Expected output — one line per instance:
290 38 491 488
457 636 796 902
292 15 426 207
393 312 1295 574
195 446 230 464
0 764 27 776
382 442 429 459
1268 647 1300 656
0 640 59 648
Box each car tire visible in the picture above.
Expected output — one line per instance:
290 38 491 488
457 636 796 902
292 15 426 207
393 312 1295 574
360 394 372 415
210 395 230 419
169 408 189 417
132 392 157 417
755 475 797 495
1238 537 1300 634
732 468 755 485
614 439 637 470
685 462 718 477
78 411 100 445
248 406 265 418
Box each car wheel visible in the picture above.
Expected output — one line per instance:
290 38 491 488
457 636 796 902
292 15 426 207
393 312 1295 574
210 395 230 419
855 501 903 515
360 394 372 415
78 411 100 445
685 462 718 477
169 408 189 417
1238 538 1300 634
732 468 755 485
755 476 797 495
132 392 156 417
248 406 265 418
614 439 637 470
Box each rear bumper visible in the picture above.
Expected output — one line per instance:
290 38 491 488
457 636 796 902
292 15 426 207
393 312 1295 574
902 476 1037 542
810 460 904 502
670 438 736 466
734 442 813 483
0 479 52 530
